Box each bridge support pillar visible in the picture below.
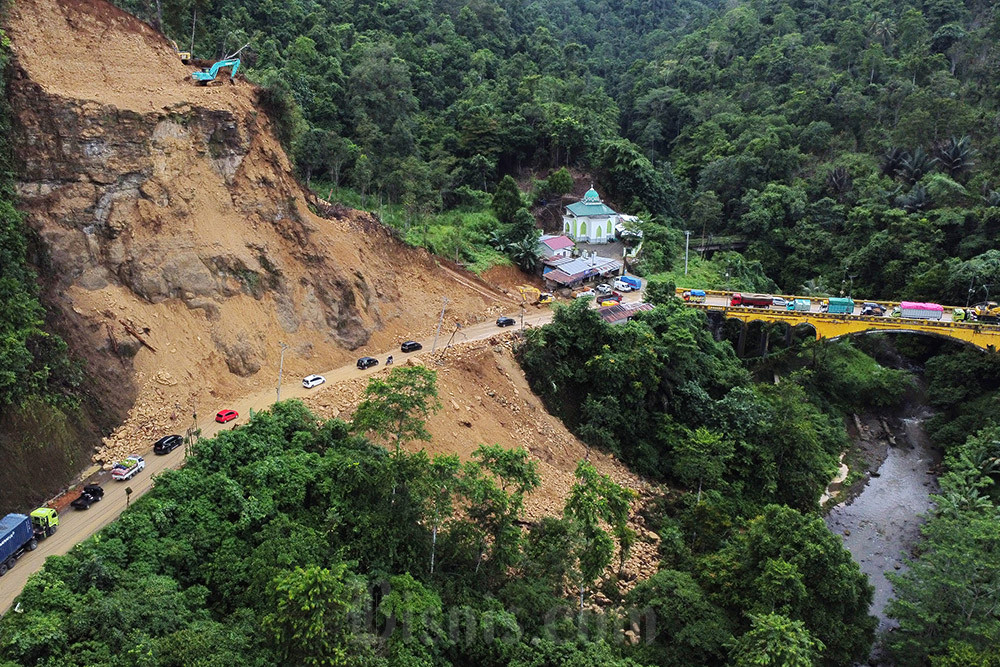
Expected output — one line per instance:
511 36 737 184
737 322 747 357
759 330 769 358
784 325 792 346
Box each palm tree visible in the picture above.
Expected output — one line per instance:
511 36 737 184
934 135 976 179
799 278 832 297
867 15 896 48
506 236 542 272
899 147 935 184
881 147 908 178
895 184 930 212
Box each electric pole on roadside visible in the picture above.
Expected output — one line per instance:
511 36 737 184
431 297 448 353
276 342 288 402
684 230 691 275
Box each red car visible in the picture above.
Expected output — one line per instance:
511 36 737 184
215 409 239 424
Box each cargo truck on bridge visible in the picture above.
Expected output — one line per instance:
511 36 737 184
820 297 855 314
0 509 59 576
730 293 773 308
891 302 944 320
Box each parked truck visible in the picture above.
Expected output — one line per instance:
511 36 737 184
0 508 59 576
112 455 145 481
730 293 773 308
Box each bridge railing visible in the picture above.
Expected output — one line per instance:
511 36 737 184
673 288 972 313
685 303 999 332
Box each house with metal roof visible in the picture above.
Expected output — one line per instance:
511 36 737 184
541 252 622 288
563 187 618 244
537 234 575 259
597 301 654 325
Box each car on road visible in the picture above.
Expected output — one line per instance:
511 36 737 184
771 296 787 307
153 434 183 455
861 302 885 316
302 374 326 389
357 356 379 370
496 316 516 327
401 341 422 353
70 485 104 510
215 409 238 424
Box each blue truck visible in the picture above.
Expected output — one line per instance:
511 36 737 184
618 275 641 290
0 508 59 576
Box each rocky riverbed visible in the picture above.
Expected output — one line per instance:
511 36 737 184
825 409 939 652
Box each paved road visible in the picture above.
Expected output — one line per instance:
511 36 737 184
0 299 585 614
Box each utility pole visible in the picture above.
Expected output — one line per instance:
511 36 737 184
431 297 448 353
684 230 691 275
276 342 288 403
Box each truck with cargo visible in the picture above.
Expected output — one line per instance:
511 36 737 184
112 455 146 481
682 289 707 303
730 293 774 308
618 275 642 290
0 508 59 576
820 297 855 314
891 301 944 320
786 298 811 312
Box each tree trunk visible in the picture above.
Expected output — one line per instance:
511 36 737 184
430 523 437 573
153 0 163 31
189 7 197 52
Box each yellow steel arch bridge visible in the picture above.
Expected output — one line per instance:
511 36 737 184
677 291 1000 351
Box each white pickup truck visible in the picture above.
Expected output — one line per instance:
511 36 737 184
111 456 145 481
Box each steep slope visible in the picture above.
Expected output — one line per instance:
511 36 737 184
301 336 661 586
4 0 512 463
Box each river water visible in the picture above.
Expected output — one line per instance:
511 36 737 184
824 414 938 633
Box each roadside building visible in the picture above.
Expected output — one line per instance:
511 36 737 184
537 234 575 259
541 252 622 289
597 301 654 325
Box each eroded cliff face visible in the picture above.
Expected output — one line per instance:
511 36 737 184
11 83 377 355
3 0 508 463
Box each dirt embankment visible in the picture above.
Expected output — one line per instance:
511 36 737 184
302 336 663 591
3 0 513 474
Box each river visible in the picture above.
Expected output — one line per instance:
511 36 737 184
824 412 939 633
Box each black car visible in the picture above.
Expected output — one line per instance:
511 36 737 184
153 434 183 455
496 317 516 327
861 302 885 316
70 484 105 510
401 340 422 353
357 356 379 370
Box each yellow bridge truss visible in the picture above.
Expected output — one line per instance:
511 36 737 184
686 304 1000 350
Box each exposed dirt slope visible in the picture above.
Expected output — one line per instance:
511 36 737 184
302 336 662 586
4 0 514 463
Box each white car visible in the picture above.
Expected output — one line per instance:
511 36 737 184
575 289 596 299
595 283 613 295
613 279 634 292
302 374 326 389
771 297 787 308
